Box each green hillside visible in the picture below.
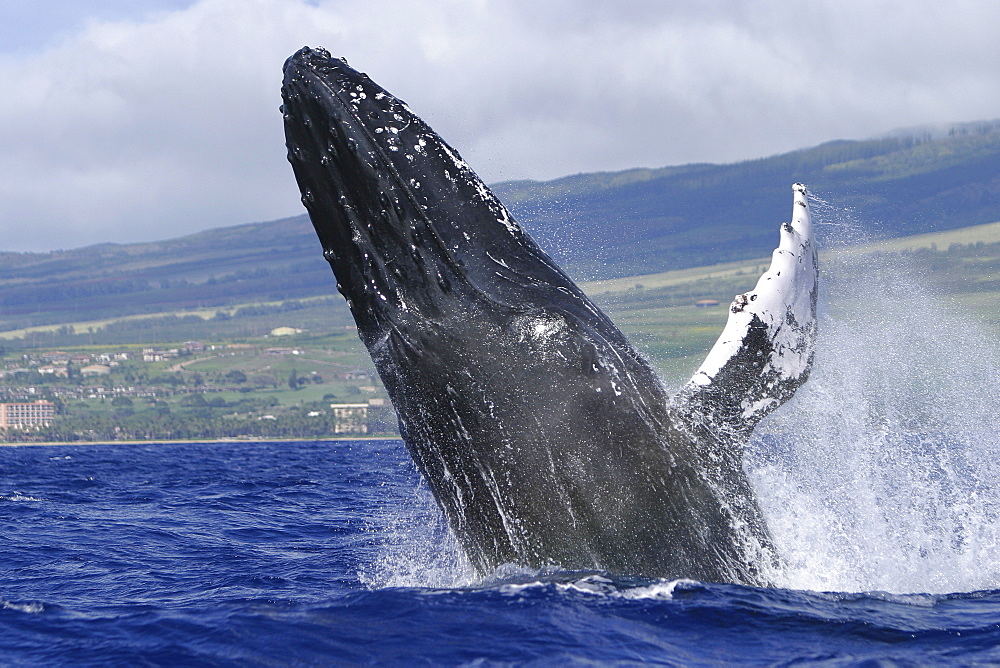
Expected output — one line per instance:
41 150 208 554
4 222 997 364
494 122 1000 278
2 224 996 442
2 120 1000 336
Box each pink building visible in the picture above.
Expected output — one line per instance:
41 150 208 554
0 400 55 429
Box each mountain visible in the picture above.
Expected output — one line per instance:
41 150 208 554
0 216 326 332
2 120 1000 334
493 119 1000 278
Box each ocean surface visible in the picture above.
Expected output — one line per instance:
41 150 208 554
3 438 1000 666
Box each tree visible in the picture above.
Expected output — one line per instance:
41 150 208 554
225 370 247 384
180 394 207 407
288 369 300 391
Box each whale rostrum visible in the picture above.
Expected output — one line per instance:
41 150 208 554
281 47 818 585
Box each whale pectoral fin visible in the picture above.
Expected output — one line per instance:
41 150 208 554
674 183 818 439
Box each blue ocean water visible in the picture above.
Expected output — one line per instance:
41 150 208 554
3 439 1000 666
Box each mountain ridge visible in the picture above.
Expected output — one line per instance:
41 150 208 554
2 122 999 334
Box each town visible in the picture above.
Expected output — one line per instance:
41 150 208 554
0 327 397 442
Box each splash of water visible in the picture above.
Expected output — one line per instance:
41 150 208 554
359 482 477 589
365 194 1000 595
749 195 1000 594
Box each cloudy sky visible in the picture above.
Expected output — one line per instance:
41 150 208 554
2 0 999 252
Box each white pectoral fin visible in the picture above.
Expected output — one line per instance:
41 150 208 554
679 183 818 436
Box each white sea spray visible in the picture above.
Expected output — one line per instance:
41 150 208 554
749 197 1000 594
359 481 476 589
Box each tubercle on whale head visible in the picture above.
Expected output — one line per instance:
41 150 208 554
280 47 596 349
281 47 415 340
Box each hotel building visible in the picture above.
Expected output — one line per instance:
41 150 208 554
0 400 56 429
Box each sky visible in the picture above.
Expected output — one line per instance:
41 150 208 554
2 0 999 253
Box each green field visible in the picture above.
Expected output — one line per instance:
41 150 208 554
2 223 997 442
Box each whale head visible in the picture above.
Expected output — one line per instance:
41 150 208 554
281 46 594 348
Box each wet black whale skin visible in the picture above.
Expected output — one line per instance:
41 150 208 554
281 47 776 584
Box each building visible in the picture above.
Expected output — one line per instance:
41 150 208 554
0 400 56 429
265 347 301 356
329 398 388 434
329 402 370 433
694 299 721 308
142 348 180 362
80 364 112 377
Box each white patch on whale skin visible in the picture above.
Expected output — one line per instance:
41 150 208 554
509 313 569 362
516 314 565 343
686 183 818 422
530 318 563 341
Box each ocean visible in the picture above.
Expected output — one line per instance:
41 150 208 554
5 203 1000 665
3 437 1000 666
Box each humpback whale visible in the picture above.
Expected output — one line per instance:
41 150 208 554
281 47 818 585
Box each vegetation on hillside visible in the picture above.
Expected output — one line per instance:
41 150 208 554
2 122 1000 334
2 119 999 442
3 229 997 442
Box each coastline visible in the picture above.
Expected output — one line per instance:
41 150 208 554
0 435 402 447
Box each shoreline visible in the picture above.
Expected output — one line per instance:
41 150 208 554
0 435 402 447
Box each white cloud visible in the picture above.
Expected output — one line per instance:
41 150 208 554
1 0 1000 251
